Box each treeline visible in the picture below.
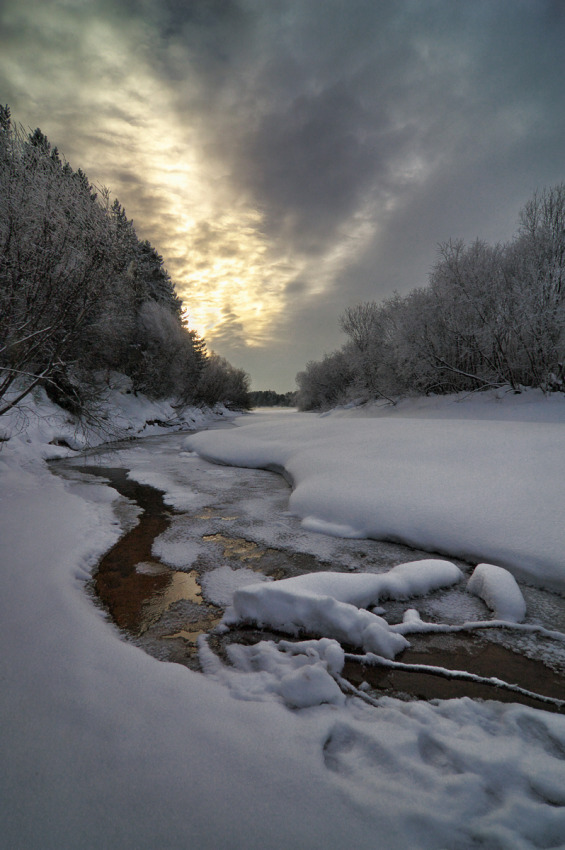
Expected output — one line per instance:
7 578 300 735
297 185 565 410
0 105 250 418
248 390 296 407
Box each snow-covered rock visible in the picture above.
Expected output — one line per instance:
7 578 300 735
467 562 527 622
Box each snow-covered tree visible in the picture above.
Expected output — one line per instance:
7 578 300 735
0 121 117 413
0 108 246 416
296 349 355 410
197 353 250 409
296 184 565 409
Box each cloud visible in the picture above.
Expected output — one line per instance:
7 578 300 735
1 0 565 390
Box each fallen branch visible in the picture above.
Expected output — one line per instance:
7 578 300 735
344 652 565 710
390 618 565 644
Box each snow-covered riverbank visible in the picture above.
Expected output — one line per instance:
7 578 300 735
2 388 565 848
187 390 565 592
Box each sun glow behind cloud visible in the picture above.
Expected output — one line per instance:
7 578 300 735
118 125 297 350
134 134 300 354
168 206 294 349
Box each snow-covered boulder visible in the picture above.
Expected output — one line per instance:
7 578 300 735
467 562 527 622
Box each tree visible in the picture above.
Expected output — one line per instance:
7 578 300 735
134 240 182 312
197 353 251 409
126 301 206 401
0 110 220 417
0 122 117 414
340 299 406 402
248 389 296 407
296 350 355 410
294 183 565 410
509 185 565 389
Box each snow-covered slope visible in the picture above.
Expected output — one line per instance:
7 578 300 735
0 377 233 465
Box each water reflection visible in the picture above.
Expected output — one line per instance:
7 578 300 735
63 466 211 640
54 453 565 708
140 570 203 633
164 616 223 645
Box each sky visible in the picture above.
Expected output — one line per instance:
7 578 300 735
1 0 565 392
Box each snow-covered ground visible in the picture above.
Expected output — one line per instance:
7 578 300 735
2 386 565 848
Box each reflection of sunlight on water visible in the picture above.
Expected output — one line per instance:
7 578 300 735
203 533 265 561
140 570 203 633
60 450 565 704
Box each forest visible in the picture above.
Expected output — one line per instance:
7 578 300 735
297 185 565 410
248 389 296 407
0 105 250 419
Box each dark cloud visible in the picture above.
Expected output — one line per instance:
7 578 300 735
208 302 249 352
241 83 387 253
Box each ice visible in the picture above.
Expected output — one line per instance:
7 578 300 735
152 535 204 568
126 467 201 510
301 516 366 537
467 562 527 622
201 565 272 606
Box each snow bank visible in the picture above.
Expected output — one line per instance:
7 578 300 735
467 562 527 622
186 399 565 591
201 629 565 847
222 560 461 657
226 582 409 657
0 378 235 465
0 461 375 849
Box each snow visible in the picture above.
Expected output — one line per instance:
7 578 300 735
2 385 565 848
0 380 232 464
152 533 204 568
200 637 347 708
222 560 462 657
468 562 527 623
201 565 272 607
186 390 565 592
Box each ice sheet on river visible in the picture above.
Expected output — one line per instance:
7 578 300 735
186 410 565 591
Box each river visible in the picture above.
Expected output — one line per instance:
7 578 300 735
52 428 565 712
